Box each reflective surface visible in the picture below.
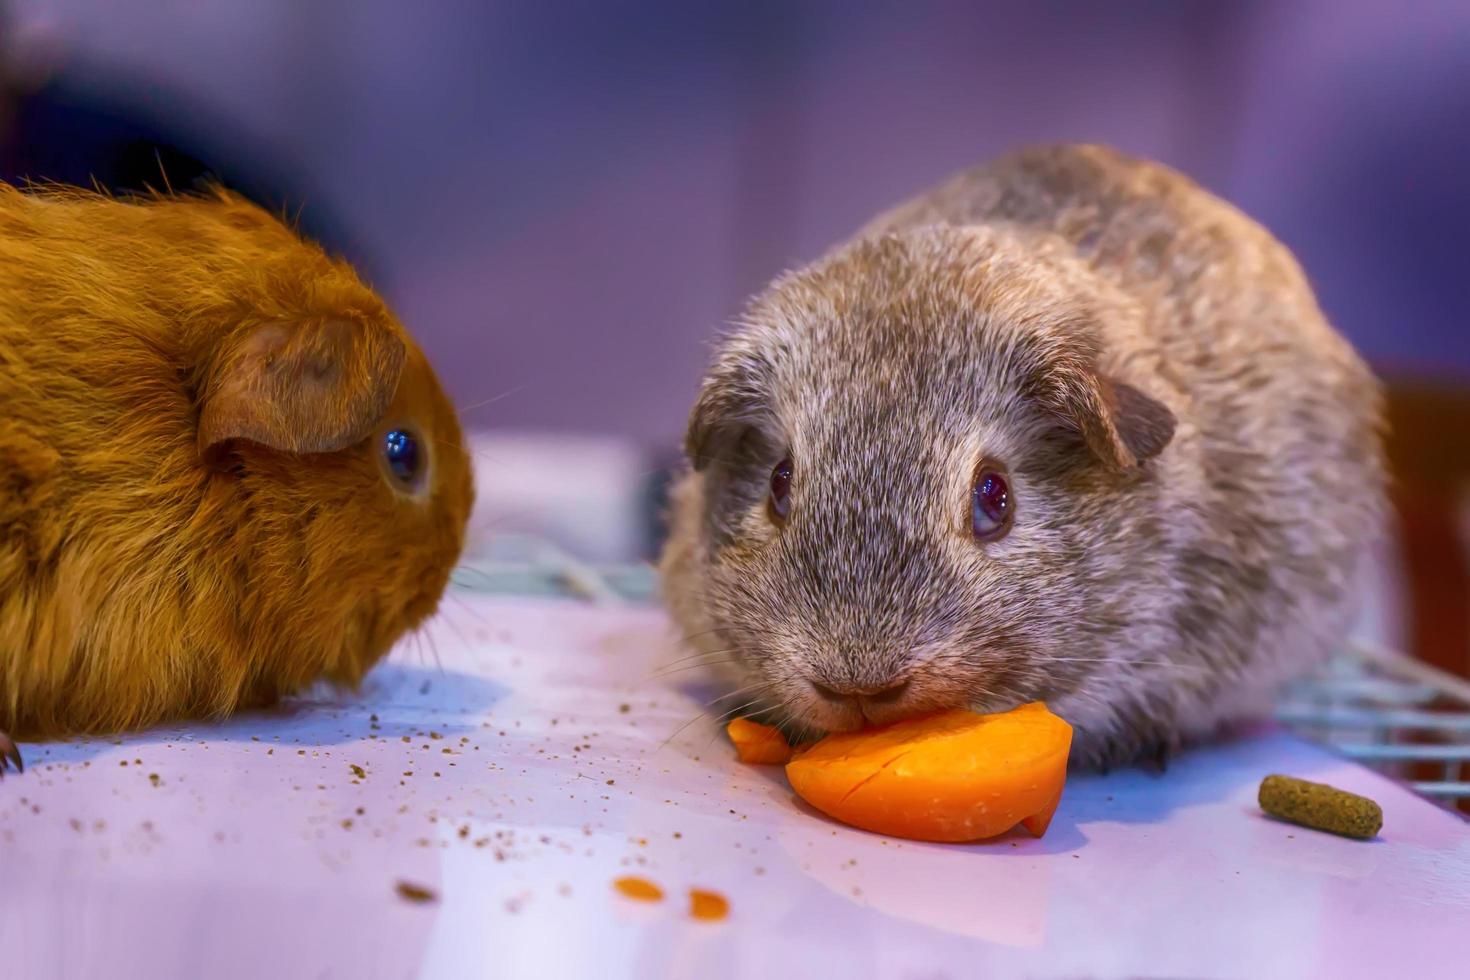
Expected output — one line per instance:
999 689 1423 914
2 596 1466 980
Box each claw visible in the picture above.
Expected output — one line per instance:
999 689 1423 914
0 730 22 777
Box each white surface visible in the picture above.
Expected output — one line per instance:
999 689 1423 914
2 594 1467 980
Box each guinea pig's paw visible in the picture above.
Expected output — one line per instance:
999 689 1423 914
0 730 22 777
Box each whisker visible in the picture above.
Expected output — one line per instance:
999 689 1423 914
444 592 490 627
658 682 772 752
704 680 769 709
1047 658 1210 673
456 385 528 417
647 646 747 675
646 659 743 681
437 606 473 649
675 624 785 646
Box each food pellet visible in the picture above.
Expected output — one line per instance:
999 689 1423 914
689 888 730 921
612 876 664 902
1258 774 1382 839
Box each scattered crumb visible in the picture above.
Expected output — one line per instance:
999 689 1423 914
395 881 437 904
350 765 367 779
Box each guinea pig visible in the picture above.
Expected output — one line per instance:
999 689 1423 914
0 184 473 775
660 144 1385 770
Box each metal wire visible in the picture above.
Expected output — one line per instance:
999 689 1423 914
1275 639 1470 812
453 534 1470 813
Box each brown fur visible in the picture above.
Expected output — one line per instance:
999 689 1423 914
0 184 473 750
660 144 1386 769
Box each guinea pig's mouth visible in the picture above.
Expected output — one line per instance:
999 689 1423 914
403 587 441 623
774 665 972 734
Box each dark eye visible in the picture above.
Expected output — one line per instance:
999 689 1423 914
971 466 1012 541
768 455 793 523
383 429 423 487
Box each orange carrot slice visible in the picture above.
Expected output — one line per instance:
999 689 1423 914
726 717 794 765
784 703 1072 843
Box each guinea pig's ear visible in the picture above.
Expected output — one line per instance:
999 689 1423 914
684 349 774 471
684 384 729 471
1050 371 1176 470
198 318 407 456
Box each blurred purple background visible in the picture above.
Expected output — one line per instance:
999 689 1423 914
3 0 1469 453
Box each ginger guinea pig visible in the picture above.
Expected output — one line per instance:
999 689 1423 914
660 144 1385 770
0 185 473 773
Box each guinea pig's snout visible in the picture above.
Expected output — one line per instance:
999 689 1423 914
806 675 917 729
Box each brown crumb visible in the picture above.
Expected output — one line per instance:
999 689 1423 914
395 880 437 903
350 764 367 779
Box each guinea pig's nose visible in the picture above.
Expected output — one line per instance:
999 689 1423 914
810 677 912 705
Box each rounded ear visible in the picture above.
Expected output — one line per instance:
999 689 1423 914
684 383 730 472
1049 369 1176 470
198 318 407 456
684 348 776 472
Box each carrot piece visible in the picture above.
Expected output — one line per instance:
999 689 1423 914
688 888 730 921
613 876 664 902
726 717 794 765
784 703 1072 843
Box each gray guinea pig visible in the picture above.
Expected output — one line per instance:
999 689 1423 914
659 143 1385 770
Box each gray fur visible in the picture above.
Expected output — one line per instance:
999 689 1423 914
660 144 1386 769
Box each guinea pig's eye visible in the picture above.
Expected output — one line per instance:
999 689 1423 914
382 428 424 488
768 455 794 524
971 464 1012 542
